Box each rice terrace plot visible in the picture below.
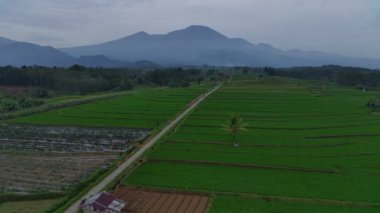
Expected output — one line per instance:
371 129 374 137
9 85 212 128
123 77 380 212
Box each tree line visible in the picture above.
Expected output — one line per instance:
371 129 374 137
0 65 216 95
262 65 380 90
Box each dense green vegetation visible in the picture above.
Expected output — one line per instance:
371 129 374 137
124 77 380 211
268 65 380 90
0 65 134 94
0 65 224 117
0 65 220 95
9 84 213 128
0 95 44 113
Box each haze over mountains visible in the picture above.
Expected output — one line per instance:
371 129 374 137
0 38 154 68
1 25 380 68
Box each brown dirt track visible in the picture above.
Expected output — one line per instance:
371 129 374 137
113 187 209 213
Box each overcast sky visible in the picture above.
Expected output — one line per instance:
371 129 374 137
1 0 380 58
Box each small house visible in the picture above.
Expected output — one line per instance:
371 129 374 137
80 192 126 213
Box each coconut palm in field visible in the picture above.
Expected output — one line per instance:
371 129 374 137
223 114 247 146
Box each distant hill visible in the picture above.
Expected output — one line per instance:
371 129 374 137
0 42 75 67
61 25 380 68
75 55 158 68
0 40 156 68
76 55 128 68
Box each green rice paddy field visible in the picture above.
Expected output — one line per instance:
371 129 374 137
124 77 380 212
8 84 213 129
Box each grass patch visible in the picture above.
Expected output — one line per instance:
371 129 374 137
209 195 380 213
0 199 58 213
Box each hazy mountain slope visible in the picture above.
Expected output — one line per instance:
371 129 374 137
61 25 380 68
61 25 268 66
2 26 380 68
0 37 14 46
76 55 128 68
75 55 157 68
0 40 152 68
0 42 75 67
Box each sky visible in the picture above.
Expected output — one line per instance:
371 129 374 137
0 0 380 59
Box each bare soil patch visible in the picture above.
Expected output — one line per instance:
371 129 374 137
0 152 118 193
112 187 209 213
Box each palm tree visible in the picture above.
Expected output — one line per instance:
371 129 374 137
223 114 247 146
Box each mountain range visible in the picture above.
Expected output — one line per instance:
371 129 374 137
1 25 380 68
0 38 156 68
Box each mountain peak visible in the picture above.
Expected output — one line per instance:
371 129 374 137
115 31 150 42
166 25 227 40
257 43 274 49
185 25 214 31
133 31 149 36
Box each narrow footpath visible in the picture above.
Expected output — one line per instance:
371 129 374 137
65 84 221 213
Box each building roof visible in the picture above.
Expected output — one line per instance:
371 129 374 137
80 192 126 212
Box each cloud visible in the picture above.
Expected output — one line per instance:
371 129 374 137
0 0 379 58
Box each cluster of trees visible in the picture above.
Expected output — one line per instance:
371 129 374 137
0 65 135 94
0 65 217 95
143 68 203 87
267 65 380 89
0 95 44 113
367 97 380 111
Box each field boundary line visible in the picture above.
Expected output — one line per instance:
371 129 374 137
307 133 380 139
214 190 380 208
183 124 359 130
64 83 221 213
148 158 339 174
164 139 354 148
